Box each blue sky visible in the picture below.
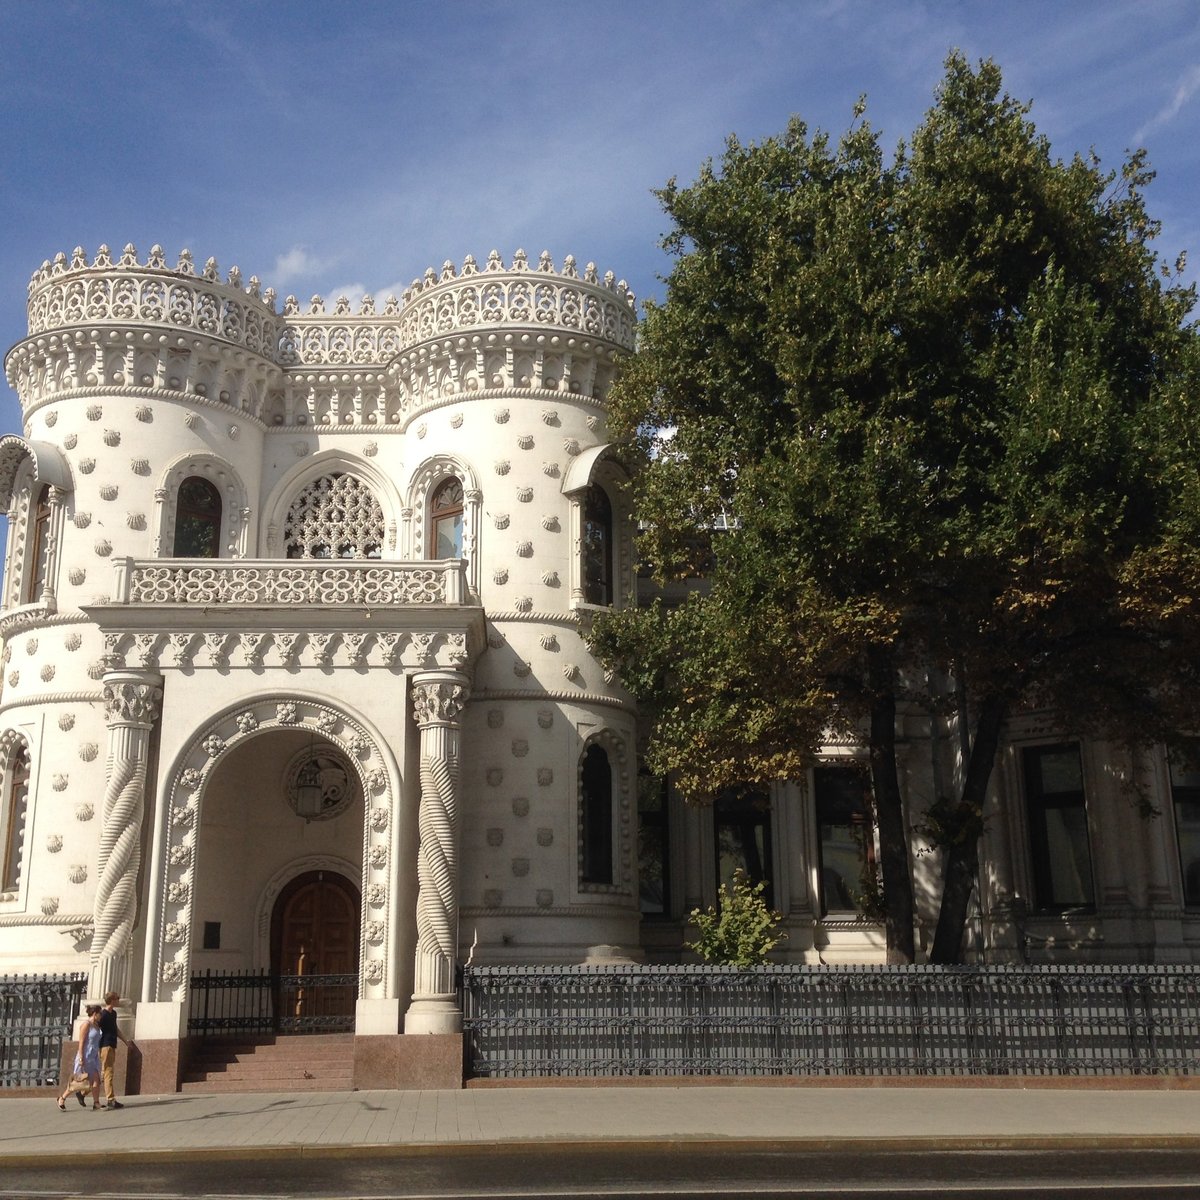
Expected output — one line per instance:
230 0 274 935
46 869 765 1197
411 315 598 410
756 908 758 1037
1 1 1197 435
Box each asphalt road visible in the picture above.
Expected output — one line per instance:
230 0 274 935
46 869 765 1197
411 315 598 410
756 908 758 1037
5 1146 1200 1199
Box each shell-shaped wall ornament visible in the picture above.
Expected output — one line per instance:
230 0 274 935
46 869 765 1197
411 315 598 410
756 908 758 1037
46 834 63 853
99 484 118 501
517 434 534 450
514 596 533 613
363 441 378 457
487 709 504 729
102 429 121 447
135 405 152 423
63 433 78 449
512 796 530 817
537 767 554 786
67 864 87 884
538 710 554 729
73 512 91 528
542 571 560 586
537 828 554 847
541 410 558 425
493 513 510 529
25 638 37 655
513 660 532 678
131 458 151 475
58 712 76 731
539 634 558 651
127 513 146 530
494 408 510 424
563 438 582 456
85 405 102 421
87 660 106 679
184 412 200 430
486 828 504 847
541 515 559 531
75 802 93 822
40 664 55 682
41 896 60 916
79 458 96 475
494 460 511 476
6 670 16 688
450 412 463 428
516 487 533 503
512 857 530 877
52 773 69 791
562 662 580 681
68 568 86 587
486 768 503 787
536 889 553 908
493 568 509 585
77 740 97 761
416 423 427 439
542 462 559 478
95 539 112 557
44 410 58 427
484 888 502 907
515 541 533 558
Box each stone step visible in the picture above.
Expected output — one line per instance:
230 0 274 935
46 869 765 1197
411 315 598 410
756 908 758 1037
192 1043 352 1065
179 1075 351 1093
183 1034 355 1093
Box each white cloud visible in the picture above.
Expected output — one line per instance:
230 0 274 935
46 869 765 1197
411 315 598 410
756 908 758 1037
271 246 326 289
1135 63 1200 142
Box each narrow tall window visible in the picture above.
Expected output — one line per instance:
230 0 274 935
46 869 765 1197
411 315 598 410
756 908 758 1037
714 787 772 907
429 478 464 559
813 766 875 915
24 485 50 603
1024 743 1094 911
2 743 31 892
637 767 670 916
1169 741 1200 907
582 485 613 606
173 476 222 558
581 743 614 885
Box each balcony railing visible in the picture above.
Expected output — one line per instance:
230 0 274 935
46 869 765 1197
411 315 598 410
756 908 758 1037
1 973 87 1087
110 557 469 607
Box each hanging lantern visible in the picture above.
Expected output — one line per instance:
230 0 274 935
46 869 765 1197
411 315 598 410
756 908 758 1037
295 755 324 819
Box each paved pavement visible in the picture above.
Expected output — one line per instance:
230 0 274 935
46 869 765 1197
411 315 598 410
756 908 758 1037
3 1084 1200 1164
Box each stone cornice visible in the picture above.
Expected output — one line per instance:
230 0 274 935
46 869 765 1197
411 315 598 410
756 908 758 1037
473 688 634 714
0 690 104 715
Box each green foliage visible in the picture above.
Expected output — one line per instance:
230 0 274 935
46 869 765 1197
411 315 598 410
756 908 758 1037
592 51 1200 962
687 869 786 967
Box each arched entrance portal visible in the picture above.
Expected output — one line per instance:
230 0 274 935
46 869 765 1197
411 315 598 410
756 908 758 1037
271 870 360 1030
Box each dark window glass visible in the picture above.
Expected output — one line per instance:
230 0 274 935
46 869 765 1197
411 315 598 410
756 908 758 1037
714 787 772 908
582 485 613 606
2 744 30 892
581 744 613 885
25 486 50 602
202 921 221 950
430 478 464 559
1024 744 1094 911
813 766 875 915
1169 741 1200 907
173 476 222 558
637 769 670 916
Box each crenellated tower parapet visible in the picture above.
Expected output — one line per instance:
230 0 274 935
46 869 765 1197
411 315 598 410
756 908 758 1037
8 245 285 423
7 246 635 432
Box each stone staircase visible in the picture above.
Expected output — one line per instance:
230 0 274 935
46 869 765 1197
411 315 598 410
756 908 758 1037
181 1033 355 1093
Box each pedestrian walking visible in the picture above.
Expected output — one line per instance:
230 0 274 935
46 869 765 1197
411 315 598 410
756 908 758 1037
56 1004 101 1111
98 991 133 1110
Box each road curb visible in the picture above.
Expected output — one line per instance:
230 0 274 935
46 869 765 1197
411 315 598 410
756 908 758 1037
5 1133 1200 1168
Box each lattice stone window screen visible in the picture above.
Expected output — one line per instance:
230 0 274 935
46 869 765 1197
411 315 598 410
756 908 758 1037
284 473 384 560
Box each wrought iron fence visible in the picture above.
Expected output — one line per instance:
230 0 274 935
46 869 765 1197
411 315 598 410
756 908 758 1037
188 970 357 1035
461 963 1200 1079
0 973 87 1087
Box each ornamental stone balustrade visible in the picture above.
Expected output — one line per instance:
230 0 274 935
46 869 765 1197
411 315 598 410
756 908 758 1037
109 557 470 608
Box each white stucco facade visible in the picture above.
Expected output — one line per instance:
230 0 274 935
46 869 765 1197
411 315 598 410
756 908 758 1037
2 243 1199 1074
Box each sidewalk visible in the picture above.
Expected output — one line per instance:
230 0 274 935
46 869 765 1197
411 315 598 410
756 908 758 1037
3 1084 1200 1164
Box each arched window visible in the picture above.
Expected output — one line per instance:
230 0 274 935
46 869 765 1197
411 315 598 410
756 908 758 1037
284 473 384 560
24 485 50 603
581 743 614 886
1 742 31 893
429 477 464 559
582 485 613 606
173 476 222 558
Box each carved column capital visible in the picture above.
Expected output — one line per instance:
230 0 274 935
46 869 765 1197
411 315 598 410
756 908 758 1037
103 671 163 729
411 672 469 728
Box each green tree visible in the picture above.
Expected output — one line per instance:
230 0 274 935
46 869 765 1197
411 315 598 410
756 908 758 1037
591 54 1200 963
688 869 786 967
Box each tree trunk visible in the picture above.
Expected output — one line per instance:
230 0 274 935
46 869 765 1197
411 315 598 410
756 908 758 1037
929 693 1007 964
867 646 916 964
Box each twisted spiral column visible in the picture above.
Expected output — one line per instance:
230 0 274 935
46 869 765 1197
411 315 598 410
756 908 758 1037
405 671 468 1035
89 671 162 1003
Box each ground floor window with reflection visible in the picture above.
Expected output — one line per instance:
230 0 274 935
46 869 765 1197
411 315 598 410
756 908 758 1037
813 766 875 915
637 768 670 916
713 787 772 908
1023 743 1094 911
1169 741 1200 907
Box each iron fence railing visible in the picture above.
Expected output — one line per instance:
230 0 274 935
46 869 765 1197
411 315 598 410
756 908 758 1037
188 970 357 1035
0 973 87 1087
461 964 1200 1079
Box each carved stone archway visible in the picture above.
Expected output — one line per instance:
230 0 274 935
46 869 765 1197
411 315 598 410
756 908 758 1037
144 696 399 1009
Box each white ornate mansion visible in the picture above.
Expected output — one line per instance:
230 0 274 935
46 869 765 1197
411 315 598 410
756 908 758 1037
1 244 1198 1089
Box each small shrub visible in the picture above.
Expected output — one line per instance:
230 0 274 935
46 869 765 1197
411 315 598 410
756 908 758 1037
687 868 786 967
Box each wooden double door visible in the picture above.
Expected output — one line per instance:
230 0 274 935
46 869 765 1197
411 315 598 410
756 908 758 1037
270 870 359 1026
